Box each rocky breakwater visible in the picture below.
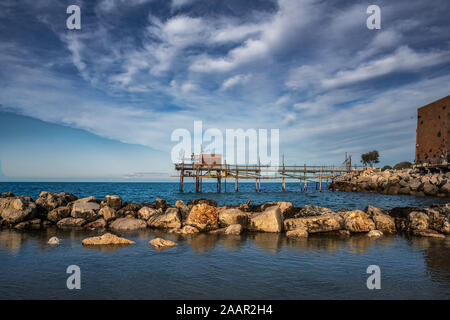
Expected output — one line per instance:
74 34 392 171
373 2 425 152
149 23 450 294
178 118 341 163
0 191 449 239
329 167 450 197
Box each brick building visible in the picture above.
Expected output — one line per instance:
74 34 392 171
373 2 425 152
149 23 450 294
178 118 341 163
415 95 450 164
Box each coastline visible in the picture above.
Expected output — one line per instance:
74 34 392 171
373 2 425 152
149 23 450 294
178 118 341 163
0 191 449 241
330 167 450 197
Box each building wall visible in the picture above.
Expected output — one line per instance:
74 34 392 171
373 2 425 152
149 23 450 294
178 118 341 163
415 95 450 164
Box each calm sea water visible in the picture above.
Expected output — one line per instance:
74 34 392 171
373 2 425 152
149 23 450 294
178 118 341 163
0 182 449 299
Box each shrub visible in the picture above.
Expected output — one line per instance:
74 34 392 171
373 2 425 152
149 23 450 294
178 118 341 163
381 165 392 171
393 161 412 170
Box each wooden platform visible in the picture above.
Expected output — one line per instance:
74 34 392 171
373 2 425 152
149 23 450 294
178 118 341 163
174 162 361 193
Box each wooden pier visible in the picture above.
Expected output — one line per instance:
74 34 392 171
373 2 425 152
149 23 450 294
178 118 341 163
174 154 360 193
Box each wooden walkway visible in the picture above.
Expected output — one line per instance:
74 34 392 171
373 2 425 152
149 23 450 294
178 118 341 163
174 161 361 193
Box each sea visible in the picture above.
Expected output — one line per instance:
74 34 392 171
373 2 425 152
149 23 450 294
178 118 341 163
0 182 449 299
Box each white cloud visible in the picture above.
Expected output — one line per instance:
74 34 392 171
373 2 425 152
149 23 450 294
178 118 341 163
221 74 251 91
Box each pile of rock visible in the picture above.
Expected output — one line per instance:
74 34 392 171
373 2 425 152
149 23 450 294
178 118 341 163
0 191 448 239
329 168 450 197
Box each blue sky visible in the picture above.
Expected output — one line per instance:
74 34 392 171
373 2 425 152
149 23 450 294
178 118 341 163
0 0 449 181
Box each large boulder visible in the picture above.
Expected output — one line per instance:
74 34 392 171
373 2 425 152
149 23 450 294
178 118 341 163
425 208 450 235
284 214 342 233
99 206 117 222
109 218 147 231
295 205 334 217
101 195 122 210
116 203 144 218
137 206 157 220
423 182 438 196
248 206 283 233
186 204 219 231
0 192 15 198
187 199 218 207
365 205 396 234
218 208 248 228
260 202 294 219
147 208 182 229
175 200 190 220
35 191 77 216
82 233 135 245
85 218 107 230
0 196 37 225
71 201 100 222
57 217 86 228
47 206 71 223
155 198 167 210
408 211 429 231
343 210 375 232
225 224 242 235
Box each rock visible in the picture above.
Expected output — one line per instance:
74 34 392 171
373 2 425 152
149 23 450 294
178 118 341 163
425 208 450 235
14 218 41 230
116 203 144 217
343 210 375 233
47 206 71 222
439 182 450 195
365 205 396 234
367 230 383 238
187 199 218 207
137 206 157 220
412 229 445 238
35 191 76 216
99 206 117 222
71 201 100 222
0 196 37 225
155 198 167 210
248 206 283 233
109 218 147 231
0 192 15 198
408 211 429 231
147 208 182 229
284 214 342 233
101 195 122 210
175 200 190 220
57 217 86 228
423 182 438 196
178 225 200 234
295 205 334 217
225 224 242 235
82 233 135 245
218 208 248 228
186 204 219 231
286 228 308 238
48 236 60 245
149 237 176 249
75 196 97 203
85 218 107 230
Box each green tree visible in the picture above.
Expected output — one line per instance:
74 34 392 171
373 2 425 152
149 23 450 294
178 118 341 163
361 150 380 167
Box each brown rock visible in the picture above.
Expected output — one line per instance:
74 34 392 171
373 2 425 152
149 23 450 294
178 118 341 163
109 218 147 231
85 218 107 230
284 213 342 233
248 206 283 233
149 237 176 248
408 211 429 231
218 208 248 228
57 217 86 228
147 208 182 229
365 205 396 234
225 224 242 235
367 230 383 238
47 206 70 222
286 228 308 238
82 233 135 245
186 204 219 231
71 201 100 222
99 206 117 222
101 195 122 210
343 210 375 232
137 206 157 220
